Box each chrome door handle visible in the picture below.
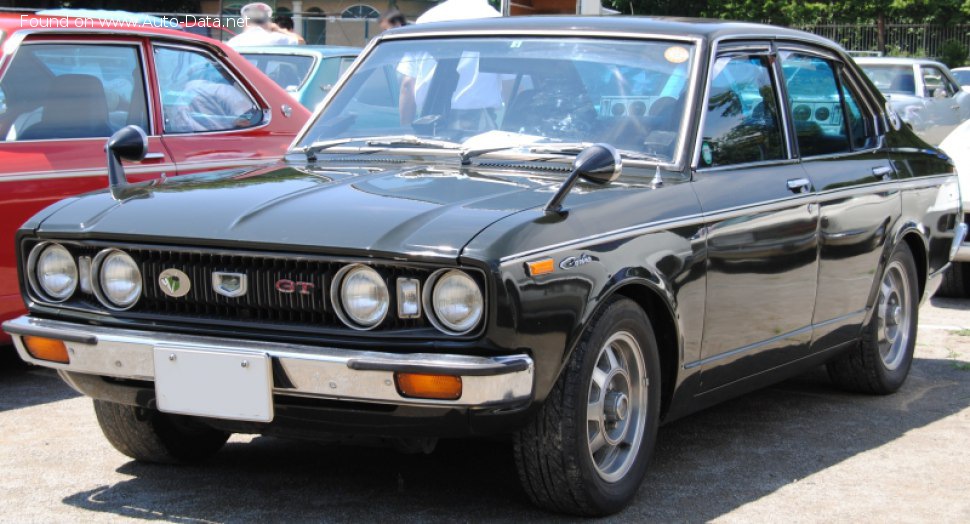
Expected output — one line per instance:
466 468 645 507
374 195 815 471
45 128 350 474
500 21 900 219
787 178 811 194
951 105 961 110
142 152 166 161
872 166 894 180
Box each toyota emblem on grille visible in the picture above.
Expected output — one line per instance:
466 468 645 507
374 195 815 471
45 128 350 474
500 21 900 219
158 268 191 298
212 272 247 298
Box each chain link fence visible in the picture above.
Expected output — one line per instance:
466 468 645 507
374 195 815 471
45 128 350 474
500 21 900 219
793 23 970 60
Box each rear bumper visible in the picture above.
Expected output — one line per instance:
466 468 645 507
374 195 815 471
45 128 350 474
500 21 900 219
3 316 534 410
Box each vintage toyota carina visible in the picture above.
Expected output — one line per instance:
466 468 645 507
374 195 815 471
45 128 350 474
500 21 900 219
5 17 966 516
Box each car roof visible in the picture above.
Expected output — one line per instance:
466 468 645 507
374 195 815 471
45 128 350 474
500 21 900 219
383 15 838 47
235 45 361 57
854 56 947 67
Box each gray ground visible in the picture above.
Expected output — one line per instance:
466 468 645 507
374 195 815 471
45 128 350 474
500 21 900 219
1 298 968 523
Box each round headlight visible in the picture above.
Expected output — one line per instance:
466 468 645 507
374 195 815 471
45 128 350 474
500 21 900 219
428 270 483 334
32 243 77 301
334 264 389 329
96 250 142 309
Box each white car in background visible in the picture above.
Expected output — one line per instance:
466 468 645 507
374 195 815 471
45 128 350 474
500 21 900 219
856 57 970 145
952 67 970 92
939 119 970 296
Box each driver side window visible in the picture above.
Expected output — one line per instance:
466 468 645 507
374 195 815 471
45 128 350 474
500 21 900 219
154 46 261 134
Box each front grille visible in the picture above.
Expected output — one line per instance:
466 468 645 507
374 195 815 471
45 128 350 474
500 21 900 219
27 241 469 335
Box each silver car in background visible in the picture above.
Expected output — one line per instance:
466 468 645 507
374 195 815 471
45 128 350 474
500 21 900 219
856 57 970 145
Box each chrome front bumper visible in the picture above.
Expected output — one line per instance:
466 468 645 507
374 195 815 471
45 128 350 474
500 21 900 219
3 316 534 408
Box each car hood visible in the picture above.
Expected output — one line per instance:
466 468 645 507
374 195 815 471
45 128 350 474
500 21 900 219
35 161 581 260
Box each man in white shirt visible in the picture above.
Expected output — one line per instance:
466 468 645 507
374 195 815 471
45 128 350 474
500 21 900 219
227 3 298 48
398 0 504 127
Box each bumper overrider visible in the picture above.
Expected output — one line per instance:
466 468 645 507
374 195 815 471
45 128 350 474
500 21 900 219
3 316 535 419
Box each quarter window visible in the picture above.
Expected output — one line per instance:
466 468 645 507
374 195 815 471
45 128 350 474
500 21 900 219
839 76 876 150
0 44 148 141
699 54 784 168
154 46 262 134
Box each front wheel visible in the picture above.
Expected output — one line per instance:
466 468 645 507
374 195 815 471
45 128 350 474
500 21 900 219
827 243 919 394
513 297 661 516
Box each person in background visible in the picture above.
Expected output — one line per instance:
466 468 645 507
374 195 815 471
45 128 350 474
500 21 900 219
227 3 298 48
273 15 306 45
379 9 408 32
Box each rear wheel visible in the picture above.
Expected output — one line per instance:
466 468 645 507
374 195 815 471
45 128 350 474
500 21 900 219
936 262 969 298
93 400 230 464
513 297 660 516
827 243 919 394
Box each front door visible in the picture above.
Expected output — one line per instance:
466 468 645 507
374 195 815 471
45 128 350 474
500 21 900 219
690 47 819 392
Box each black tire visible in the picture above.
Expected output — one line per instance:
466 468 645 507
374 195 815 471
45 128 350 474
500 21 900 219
513 297 661 516
93 400 230 464
827 243 919 394
936 262 969 298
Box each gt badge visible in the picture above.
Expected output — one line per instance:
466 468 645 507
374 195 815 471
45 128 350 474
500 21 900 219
158 268 191 298
212 272 247 298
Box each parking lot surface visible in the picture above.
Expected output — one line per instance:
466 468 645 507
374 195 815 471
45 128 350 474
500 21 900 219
1 298 968 523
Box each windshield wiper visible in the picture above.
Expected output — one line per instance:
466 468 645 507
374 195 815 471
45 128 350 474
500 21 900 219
526 143 666 163
300 135 463 161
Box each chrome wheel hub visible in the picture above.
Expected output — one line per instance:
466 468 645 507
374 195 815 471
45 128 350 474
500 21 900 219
876 261 911 371
586 331 647 483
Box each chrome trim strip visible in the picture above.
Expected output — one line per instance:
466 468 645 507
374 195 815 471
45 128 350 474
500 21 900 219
4 316 534 408
0 163 178 183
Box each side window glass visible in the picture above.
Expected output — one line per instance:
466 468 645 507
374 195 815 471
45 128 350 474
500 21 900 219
921 66 950 98
154 46 262 134
779 53 850 157
839 76 876 150
699 54 784 167
0 44 148 142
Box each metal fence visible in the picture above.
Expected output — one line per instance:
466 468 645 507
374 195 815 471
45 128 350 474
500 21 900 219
793 23 970 59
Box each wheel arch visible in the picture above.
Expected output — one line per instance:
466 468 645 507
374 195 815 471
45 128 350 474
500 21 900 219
896 224 929 299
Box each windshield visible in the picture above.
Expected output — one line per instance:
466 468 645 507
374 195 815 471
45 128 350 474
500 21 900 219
298 37 696 163
242 53 315 90
859 64 916 95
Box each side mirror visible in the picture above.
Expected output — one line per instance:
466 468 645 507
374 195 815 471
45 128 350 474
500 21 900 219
544 144 621 216
105 125 147 199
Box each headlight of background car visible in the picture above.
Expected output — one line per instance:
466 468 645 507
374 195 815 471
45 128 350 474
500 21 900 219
334 264 389 329
96 250 142 309
426 269 483 334
30 243 78 301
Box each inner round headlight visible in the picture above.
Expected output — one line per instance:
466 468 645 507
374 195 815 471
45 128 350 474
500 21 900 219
335 264 389 329
33 243 77 301
97 250 142 309
429 270 483 334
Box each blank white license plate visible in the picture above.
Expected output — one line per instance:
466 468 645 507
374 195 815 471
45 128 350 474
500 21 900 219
153 346 273 422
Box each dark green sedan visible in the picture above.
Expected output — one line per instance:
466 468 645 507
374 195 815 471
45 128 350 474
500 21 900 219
4 16 965 516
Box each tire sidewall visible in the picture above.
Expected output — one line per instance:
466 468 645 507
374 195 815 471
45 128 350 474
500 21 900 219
870 245 919 389
570 299 661 513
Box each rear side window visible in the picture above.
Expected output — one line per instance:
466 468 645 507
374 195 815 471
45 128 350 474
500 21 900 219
698 54 785 168
839 76 877 150
242 53 315 90
154 46 262 134
0 43 148 141
779 53 851 156
921 66 958 98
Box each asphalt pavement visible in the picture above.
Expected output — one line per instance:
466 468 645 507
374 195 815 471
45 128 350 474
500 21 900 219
1 297 968 522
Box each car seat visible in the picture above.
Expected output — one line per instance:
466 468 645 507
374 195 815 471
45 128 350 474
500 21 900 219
18 74 113 140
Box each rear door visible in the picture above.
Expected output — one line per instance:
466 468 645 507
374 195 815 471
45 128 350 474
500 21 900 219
918 64 967 143
0 36 174 329
691 43 819 392
777 45 898 350
151 42 289 175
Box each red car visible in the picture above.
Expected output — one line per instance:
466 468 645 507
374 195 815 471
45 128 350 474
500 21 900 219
0 14 311 344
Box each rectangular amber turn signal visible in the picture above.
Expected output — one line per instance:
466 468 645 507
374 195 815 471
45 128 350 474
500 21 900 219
23 336 69 363
395 372 462 400
527 258 555 276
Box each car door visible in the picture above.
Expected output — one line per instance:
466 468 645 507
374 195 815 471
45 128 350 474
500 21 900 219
151 42 286 175
777 46 899 351
918 64 967 144
690 44 819 392
0 36 175 336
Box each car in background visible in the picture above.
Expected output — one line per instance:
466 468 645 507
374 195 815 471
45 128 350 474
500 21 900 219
0 13 311 345
938 119 970 297
239 46 360 110
952 67 970 92
856 57 970 145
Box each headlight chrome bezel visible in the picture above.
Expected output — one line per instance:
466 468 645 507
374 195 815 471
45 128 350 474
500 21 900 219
423 269 485 336
92 248 143 311
27 242 78 303
331 263 390 330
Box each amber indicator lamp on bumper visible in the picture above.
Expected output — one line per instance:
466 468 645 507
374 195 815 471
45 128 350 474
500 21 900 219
395 372 462 400
23 336 70 363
